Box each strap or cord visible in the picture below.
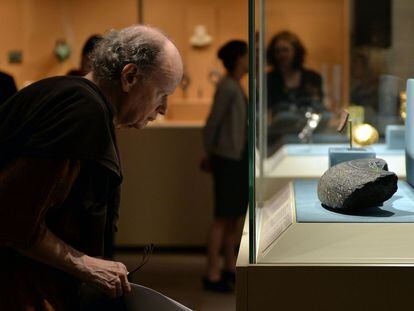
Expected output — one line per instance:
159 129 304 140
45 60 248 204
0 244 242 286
127 243 154 282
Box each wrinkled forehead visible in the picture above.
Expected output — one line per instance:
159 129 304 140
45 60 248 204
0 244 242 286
150 65 182 95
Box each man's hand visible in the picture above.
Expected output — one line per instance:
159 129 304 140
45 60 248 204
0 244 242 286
14 226 131 298
80 256 131 298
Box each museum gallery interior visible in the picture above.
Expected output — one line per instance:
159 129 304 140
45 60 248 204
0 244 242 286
0 0 414 310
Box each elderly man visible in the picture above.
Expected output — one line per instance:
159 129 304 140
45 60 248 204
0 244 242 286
0 25 183 310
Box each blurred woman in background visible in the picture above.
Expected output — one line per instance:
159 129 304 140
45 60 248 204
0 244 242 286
267 30 323 115
202 40 248 293
266 31 325 146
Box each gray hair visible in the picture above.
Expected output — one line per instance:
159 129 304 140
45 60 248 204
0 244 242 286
91 25 166 83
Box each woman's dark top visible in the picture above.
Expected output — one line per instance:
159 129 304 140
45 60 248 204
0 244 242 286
267 68 324 115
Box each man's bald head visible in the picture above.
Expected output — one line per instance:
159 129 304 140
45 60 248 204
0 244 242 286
91 25 182 84
90 25 183 129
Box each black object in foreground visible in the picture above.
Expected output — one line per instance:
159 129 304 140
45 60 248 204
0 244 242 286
317 158 398 211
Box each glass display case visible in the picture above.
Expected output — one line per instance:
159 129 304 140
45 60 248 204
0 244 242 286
239 0 414 309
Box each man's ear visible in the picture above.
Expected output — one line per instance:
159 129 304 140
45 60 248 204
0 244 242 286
120 63 139 92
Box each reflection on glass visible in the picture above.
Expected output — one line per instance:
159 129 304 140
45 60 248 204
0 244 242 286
260 0 409 157
266 31 326 147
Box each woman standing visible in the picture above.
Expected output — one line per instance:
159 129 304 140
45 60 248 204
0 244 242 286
202 40 249 292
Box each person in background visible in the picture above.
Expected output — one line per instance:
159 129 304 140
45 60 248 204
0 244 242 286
0 25 183 311
202 40 248 293
266 31 324 144
0 70 17 104
67 34 103 76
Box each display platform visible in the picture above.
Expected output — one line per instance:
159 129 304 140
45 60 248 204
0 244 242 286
262 143 406 178
255 180 414 264
286 143 404 156
294 179 414 223
237 183 414 310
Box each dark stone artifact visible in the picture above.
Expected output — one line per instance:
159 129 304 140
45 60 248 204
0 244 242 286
317 158 398 211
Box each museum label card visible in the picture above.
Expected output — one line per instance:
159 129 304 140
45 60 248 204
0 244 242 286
259 184 294 254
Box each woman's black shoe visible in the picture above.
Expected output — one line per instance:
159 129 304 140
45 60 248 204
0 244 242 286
202 277 233 293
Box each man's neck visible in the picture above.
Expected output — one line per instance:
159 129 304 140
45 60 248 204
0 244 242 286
84 72 121 121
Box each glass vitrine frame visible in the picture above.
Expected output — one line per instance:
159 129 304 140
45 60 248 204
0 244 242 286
248 0 411 265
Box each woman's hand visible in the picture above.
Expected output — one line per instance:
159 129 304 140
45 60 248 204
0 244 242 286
80 256 131 299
